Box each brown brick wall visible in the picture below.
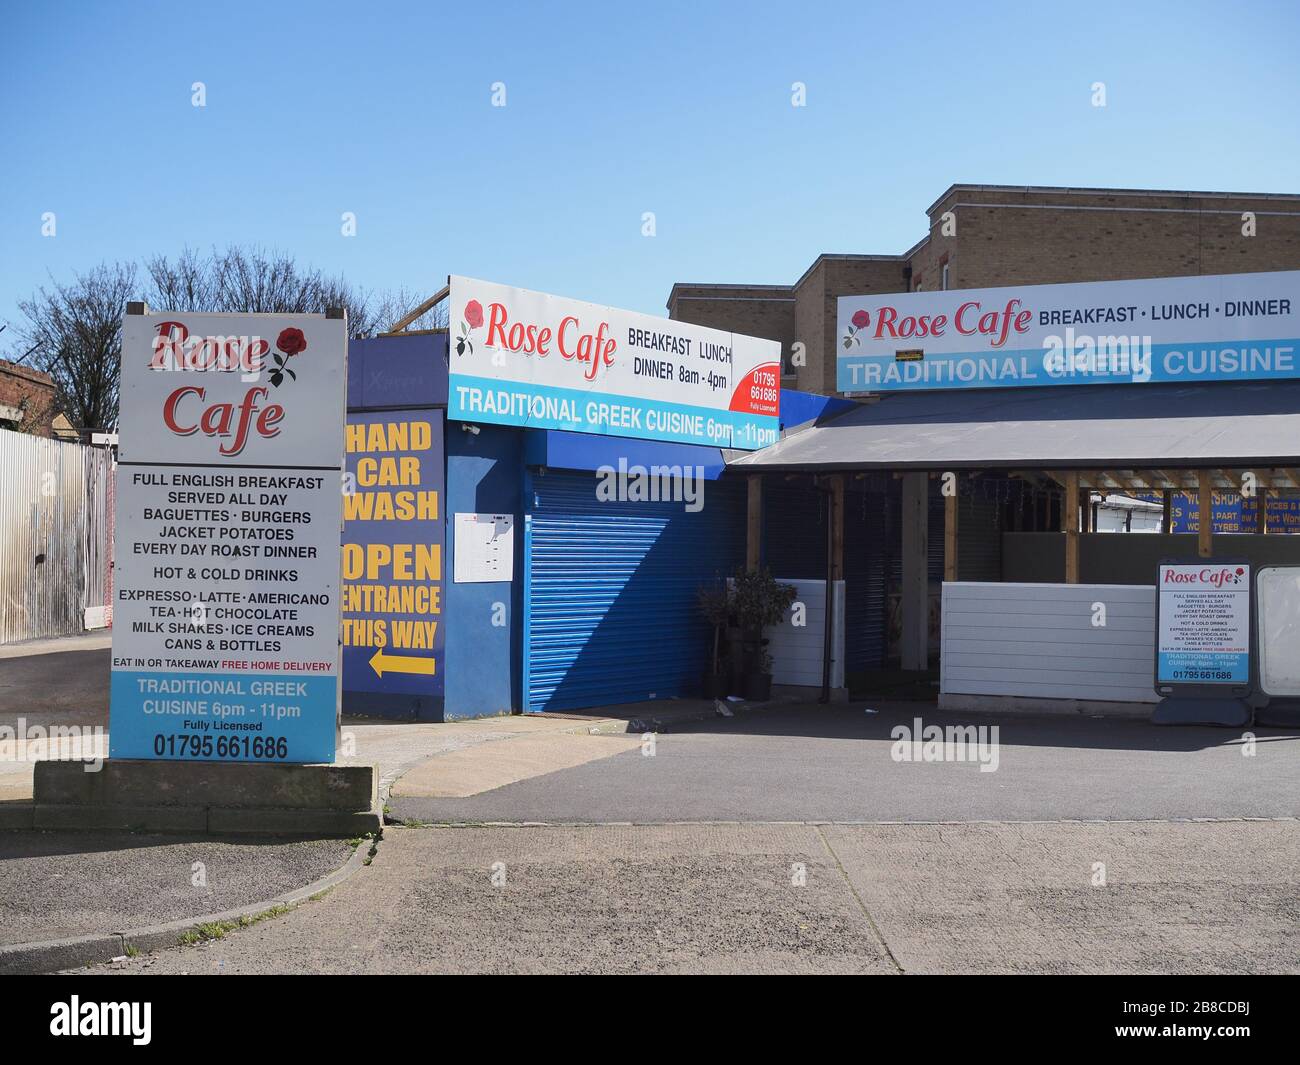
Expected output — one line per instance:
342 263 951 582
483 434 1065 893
667 284 797 375
795 258 908 393
669 184 1300 396
0 360 58 435
928 199 1300 290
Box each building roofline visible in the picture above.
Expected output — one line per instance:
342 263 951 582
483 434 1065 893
0 359 54 385
925 183 1300 216
668 281 795 298
791 253 907 291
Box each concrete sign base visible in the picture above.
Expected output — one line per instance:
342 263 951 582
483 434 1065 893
31 760 380 837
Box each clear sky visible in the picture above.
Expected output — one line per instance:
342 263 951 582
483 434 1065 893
2 0 1299 344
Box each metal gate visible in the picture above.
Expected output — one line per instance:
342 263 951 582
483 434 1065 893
523 470 744 712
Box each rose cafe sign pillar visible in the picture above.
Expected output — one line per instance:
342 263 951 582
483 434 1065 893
108 305 348 764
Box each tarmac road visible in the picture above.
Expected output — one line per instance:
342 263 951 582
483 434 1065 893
389 703 1300 824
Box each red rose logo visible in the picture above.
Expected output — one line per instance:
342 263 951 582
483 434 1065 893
457 300 485 357
269 327 307 388
277 327 308 356
843 308 871 351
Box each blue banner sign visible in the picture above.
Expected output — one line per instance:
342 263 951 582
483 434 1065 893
448 277 780 449
838 270 1300 393
1136 491 1300 534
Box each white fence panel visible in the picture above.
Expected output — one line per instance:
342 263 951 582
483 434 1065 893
941 581 1157 704
769 578 845 689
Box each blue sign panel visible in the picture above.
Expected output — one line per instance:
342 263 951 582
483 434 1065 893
341 412 445 713
838 270 1300 393
1136 491 1300 534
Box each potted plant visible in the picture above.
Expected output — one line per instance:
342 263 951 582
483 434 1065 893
730 567 797 701
696 581 732 699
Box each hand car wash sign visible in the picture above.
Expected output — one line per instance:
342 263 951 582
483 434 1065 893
837 269 1300 392
447 276 781 448
110 311 346 763
341 412 444 707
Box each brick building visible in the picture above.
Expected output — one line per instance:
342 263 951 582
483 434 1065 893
0 359 59 435
668 184 1300 395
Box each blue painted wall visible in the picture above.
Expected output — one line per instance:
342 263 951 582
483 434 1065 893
440 384 837 718
444 423 525 718
524 427 729 480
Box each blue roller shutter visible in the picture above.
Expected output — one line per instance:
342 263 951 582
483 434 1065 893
524 471 745 712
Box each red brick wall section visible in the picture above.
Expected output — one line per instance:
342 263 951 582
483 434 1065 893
0 360 59 436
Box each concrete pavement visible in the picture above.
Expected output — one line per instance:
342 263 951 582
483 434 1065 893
84 819 1300 975
6 634 1297 975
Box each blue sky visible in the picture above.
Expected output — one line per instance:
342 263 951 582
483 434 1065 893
2 0 1299 344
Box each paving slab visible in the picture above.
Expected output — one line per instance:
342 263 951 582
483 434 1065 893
83 819 1300 975
86 824 894 974
822 820 1300 974
393 731 642 799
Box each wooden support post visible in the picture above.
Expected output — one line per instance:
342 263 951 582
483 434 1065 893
1197 470 1213 558
944 479 958 582
746 475 763 572
1064 472 1080 584
830 474 845 582
1162 489 1173 534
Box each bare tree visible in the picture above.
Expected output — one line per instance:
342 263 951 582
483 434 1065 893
141 246 216 313
145 246 394 338
19 247 448 429
369 285 450 334
18 263 136 432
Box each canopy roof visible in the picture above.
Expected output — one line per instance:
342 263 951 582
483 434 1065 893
730 381 1300 475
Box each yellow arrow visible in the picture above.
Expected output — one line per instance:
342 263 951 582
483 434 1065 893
369 649 436 678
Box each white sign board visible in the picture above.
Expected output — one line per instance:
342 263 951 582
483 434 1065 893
1156 563 1251 686
453 512 514 583
110 312 347 763
1256 566 1300 697
447 276 781 449
838 269 1300 393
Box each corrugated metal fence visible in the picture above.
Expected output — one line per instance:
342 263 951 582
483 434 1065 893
0 428 114 644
